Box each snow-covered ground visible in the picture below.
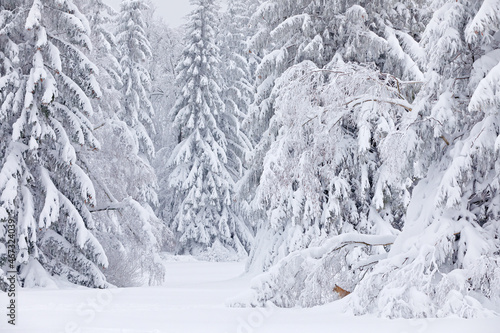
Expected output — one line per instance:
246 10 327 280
1 256 500 333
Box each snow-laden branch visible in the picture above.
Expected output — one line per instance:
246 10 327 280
307 233 397 259
346 95 413 112
89 202 124 213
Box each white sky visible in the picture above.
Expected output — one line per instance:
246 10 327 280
103 0 194 27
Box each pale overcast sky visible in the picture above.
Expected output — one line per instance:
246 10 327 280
103 0 194 27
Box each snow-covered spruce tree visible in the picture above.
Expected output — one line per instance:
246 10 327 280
76 0 169 286
218 0 255 223
350 0 500 318
168 0 252 258
147 16 185 234
116 0 156 162
233 59 415 307
245 0 426 272
0 0 108 289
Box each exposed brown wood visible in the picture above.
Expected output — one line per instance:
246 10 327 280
333 284 351 298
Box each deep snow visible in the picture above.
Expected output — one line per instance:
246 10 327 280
1 256 499 333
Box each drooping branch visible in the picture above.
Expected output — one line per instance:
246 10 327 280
307 233 397 259
346 97 413 112
327 240 394 255
89 202 124 213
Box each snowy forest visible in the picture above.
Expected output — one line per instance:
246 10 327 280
1 0 500 324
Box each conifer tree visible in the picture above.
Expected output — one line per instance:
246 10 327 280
239 59 413 304
77 0 168 286
0 0 107 288
218 0 255 219
245 0 425 271
149 17 184 232
168 0 252 257
116 0 156 161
